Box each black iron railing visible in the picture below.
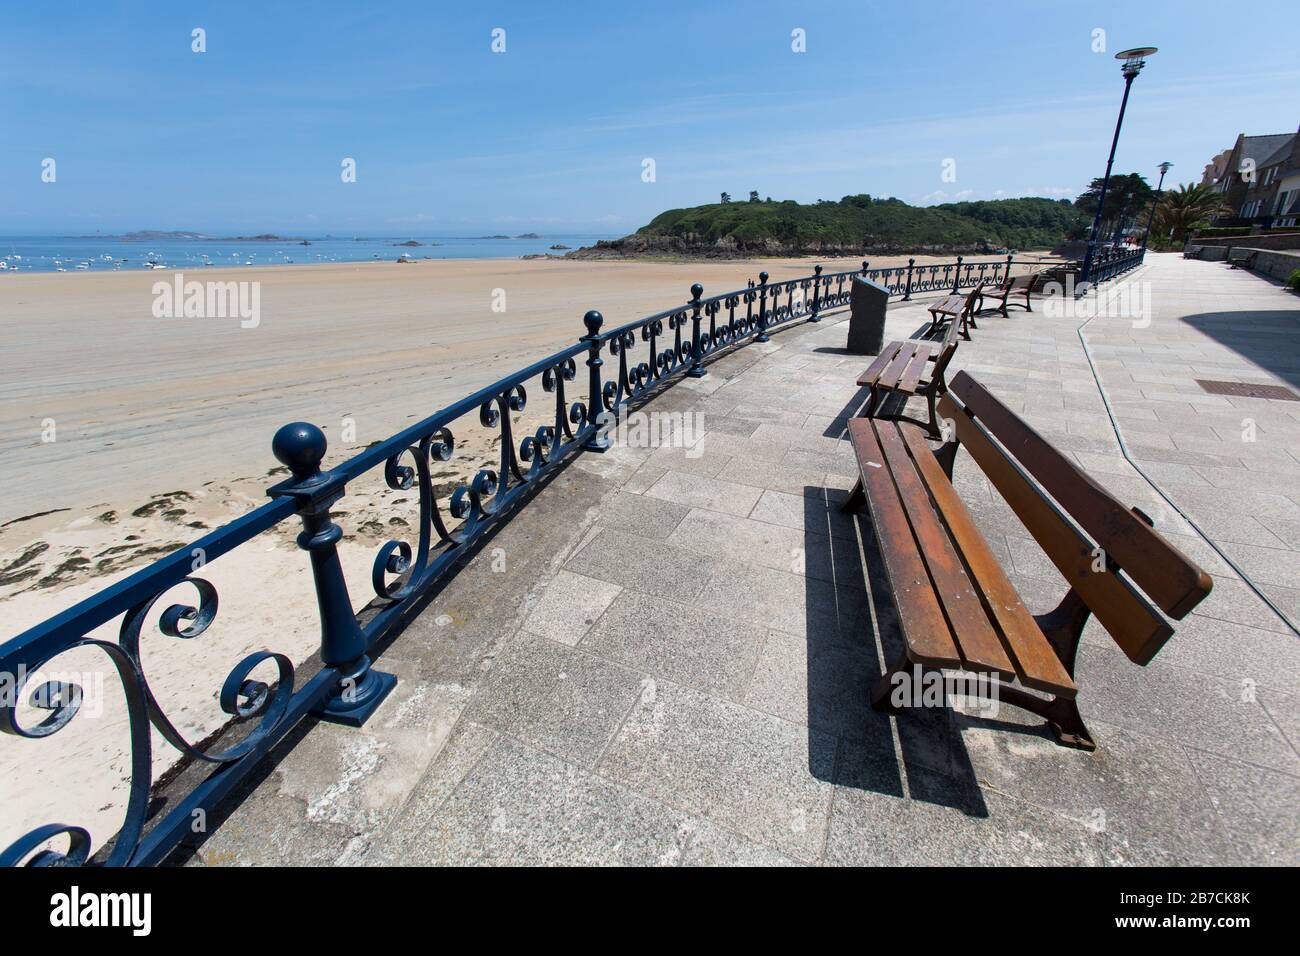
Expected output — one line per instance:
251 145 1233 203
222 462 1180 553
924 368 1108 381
0 254 1035 867
1088 246 1145 283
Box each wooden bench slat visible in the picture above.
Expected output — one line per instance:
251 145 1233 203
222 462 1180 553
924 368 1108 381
847 419 963 668
937 391 1174 664
897 423 1077 696
858 343 900 387
875 423 1018 679
878 341 920 391
949 372 1212 623
897 344 933 394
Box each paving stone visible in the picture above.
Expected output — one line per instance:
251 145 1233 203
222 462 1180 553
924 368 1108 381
642 469 765 516
621 462 669 494
1157 612 1300 692
1075 644 1300 775
592 489 690 540
824 747 1106 866
665 506 864 588
1186 748 1300 866
1191 577 1298 635
642 444 732 478
748 488 860 540
954 711 1235 866
582 589 767 702
683 431 790 463
697 556 871 642
378 734 794 865
461 631 644 767
596 679 837 862
522 570 624 647
564 527 722 602
714 457 833 496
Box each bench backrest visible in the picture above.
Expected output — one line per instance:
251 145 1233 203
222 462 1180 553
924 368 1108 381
1010 273 1036 290
938 371 1212 665
926 315 965 387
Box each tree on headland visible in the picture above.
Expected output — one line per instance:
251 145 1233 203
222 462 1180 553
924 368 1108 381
625 194 1084 253
748 191 760 203
720 192 731 204
1074 173 1153 240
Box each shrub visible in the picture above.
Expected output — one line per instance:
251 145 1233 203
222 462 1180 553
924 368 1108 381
1288 269 1300 291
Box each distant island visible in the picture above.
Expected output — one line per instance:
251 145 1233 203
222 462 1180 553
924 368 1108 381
568 195 1085 259
82 230 212 241
224 234 306 242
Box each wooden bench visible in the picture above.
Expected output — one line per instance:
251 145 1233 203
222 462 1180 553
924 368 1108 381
857 316 963 439
976 272 1036 315
926 285 983 339
841 370 1212 751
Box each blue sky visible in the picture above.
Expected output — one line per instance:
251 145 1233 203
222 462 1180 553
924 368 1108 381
2 0 1296 236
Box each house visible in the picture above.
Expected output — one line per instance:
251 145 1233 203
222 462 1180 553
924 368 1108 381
1210 126 1300 227
1200 148 1232 187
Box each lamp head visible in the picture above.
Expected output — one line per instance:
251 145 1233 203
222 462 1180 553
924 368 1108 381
1158 161 1173 175
1116 46 1157 78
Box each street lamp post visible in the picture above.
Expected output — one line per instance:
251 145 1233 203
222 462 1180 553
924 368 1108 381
1140 161 1173 249
1078 46 1157 291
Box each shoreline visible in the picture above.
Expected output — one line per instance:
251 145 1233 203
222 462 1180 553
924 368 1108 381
2 248 1064 277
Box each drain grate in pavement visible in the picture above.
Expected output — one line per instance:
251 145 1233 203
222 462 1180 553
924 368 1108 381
1196 379 1300 401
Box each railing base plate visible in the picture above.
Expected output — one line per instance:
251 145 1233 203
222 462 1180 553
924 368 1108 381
313 669 397 727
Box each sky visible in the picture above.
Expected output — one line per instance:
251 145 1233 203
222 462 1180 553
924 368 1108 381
1 0 1296 236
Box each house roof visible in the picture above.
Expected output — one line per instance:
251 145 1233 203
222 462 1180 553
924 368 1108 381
1241 133 1295 170
1258 135 1296 169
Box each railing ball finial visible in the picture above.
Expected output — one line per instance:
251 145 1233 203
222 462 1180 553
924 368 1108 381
583 309 604 337
690 282 703 301
759 271 769 284
273 422 327 481
814 264 822 276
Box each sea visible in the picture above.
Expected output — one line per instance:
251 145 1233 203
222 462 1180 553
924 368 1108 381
0 234 617 274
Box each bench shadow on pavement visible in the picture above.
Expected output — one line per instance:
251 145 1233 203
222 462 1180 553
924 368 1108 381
801 486 989 815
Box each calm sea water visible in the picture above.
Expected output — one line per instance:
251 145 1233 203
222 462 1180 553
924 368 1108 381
0 234 616 274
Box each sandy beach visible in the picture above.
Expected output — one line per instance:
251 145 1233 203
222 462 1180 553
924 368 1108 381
0 254 1052 527
0 251 1052 853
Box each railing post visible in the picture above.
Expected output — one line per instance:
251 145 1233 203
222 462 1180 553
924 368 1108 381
686 283 707 377
903 258 914 300
808 265 823 322
271 422 396 727
1005 252 1014 283
581 310 609 450
952 255 964 293
755 271 770 342
861 259 869 277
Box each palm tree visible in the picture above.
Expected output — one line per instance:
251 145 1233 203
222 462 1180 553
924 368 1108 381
1144 183 1230 244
